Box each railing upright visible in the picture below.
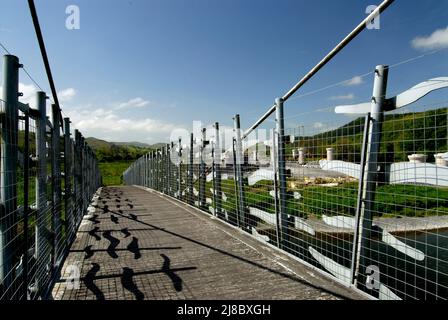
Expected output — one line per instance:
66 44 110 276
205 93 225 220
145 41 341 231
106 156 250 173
64 118 71 240
188 133 194 205
353 65 389 292
0 55 19 294
178 138 182 200
275 98 288 249
214 122 222 218
51 104 62 266
233 114 246 230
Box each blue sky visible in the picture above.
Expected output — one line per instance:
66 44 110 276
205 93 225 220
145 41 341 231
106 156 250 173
1 0 448 143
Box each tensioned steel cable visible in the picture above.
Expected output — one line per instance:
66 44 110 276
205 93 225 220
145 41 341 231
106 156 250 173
1 40 46 92
27 0 64 129
0 41 11 54
242 0 395 139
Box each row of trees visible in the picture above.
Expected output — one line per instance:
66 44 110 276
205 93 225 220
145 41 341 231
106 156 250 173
94 144 153 162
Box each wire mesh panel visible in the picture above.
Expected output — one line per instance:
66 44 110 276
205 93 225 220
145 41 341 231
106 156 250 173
353 105 448 300
218 140 239 227
0 55 102 300
282 118 364 285
241 122 280 244
0 105 25 300
121 54 448 301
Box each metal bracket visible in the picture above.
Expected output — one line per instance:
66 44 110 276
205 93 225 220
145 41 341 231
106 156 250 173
335 77 448 114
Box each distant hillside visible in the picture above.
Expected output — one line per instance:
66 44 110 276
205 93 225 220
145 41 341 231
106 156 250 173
85 137 112 150
288 107 447 163
85 137 154 162
112 141 151 148
150 143 166 149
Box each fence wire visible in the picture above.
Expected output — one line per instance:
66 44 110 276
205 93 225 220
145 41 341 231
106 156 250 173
124 70 448 301
0 54 102 300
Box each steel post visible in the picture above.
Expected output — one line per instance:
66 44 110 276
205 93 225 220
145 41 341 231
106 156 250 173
233 115 246 229
199 128 206 210
51 104 62 265
22 111 30 299
178 138 182 200
275 98 288 248
188 133 194 205
214 122 222 218
0 55 20 293
354 65 388 291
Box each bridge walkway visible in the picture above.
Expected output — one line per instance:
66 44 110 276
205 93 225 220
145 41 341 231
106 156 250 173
51 186 363 300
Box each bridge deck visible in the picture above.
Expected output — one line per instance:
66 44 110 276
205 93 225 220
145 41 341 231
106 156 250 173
52 186 362 300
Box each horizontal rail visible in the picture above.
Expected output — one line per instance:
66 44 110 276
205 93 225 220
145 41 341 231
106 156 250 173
242 0 395 139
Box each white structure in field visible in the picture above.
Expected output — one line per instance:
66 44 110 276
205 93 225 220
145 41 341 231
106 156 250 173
298 148 305 165
319 151 448 187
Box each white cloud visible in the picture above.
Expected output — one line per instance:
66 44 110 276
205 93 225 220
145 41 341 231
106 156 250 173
19 83 39 108
411 26 448 50
66 105 181 143
115 97 150 110
58 88 76 102
313 122 324 129
329 93 355 101
343 76 364 86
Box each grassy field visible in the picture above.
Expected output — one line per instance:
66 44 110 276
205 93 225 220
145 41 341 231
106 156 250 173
199 178 448 219
99 161 133 186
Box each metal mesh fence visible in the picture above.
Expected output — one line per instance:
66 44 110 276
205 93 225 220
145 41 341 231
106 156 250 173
0 54 102 300
124 66 448 300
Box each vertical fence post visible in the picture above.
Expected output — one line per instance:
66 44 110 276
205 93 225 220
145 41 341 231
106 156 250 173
22 110 30 300
188 133 194 205
152 151 155 189
232 138 240 227
87 149 91 196
140 155 143 186
353 65 388 291
0 54 20 294
80 137 84 210
149 152 153 189
214 122 222 218
164 146 168 193
233 114 246 230
275 98 288 248
159 149 162 191
51 104 62 266
137 156 140 186
272 128 281 248
178 138 182 200
211 141 216 216
34 92 47 290
350 113 371 285
153 151 156 189
63 119 72 245
157 149 161 191
79 135 84 212
82 137 87 212
199 128 206 210
74 130 80 224
167 144 171 194
146 153 149 187
143 154 146 187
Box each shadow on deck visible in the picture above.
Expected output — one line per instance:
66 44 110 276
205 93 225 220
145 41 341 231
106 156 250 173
51 186 364 300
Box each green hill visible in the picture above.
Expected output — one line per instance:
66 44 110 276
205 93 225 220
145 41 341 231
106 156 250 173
85 137 154 162
287 107 447 163
112 141 152 148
